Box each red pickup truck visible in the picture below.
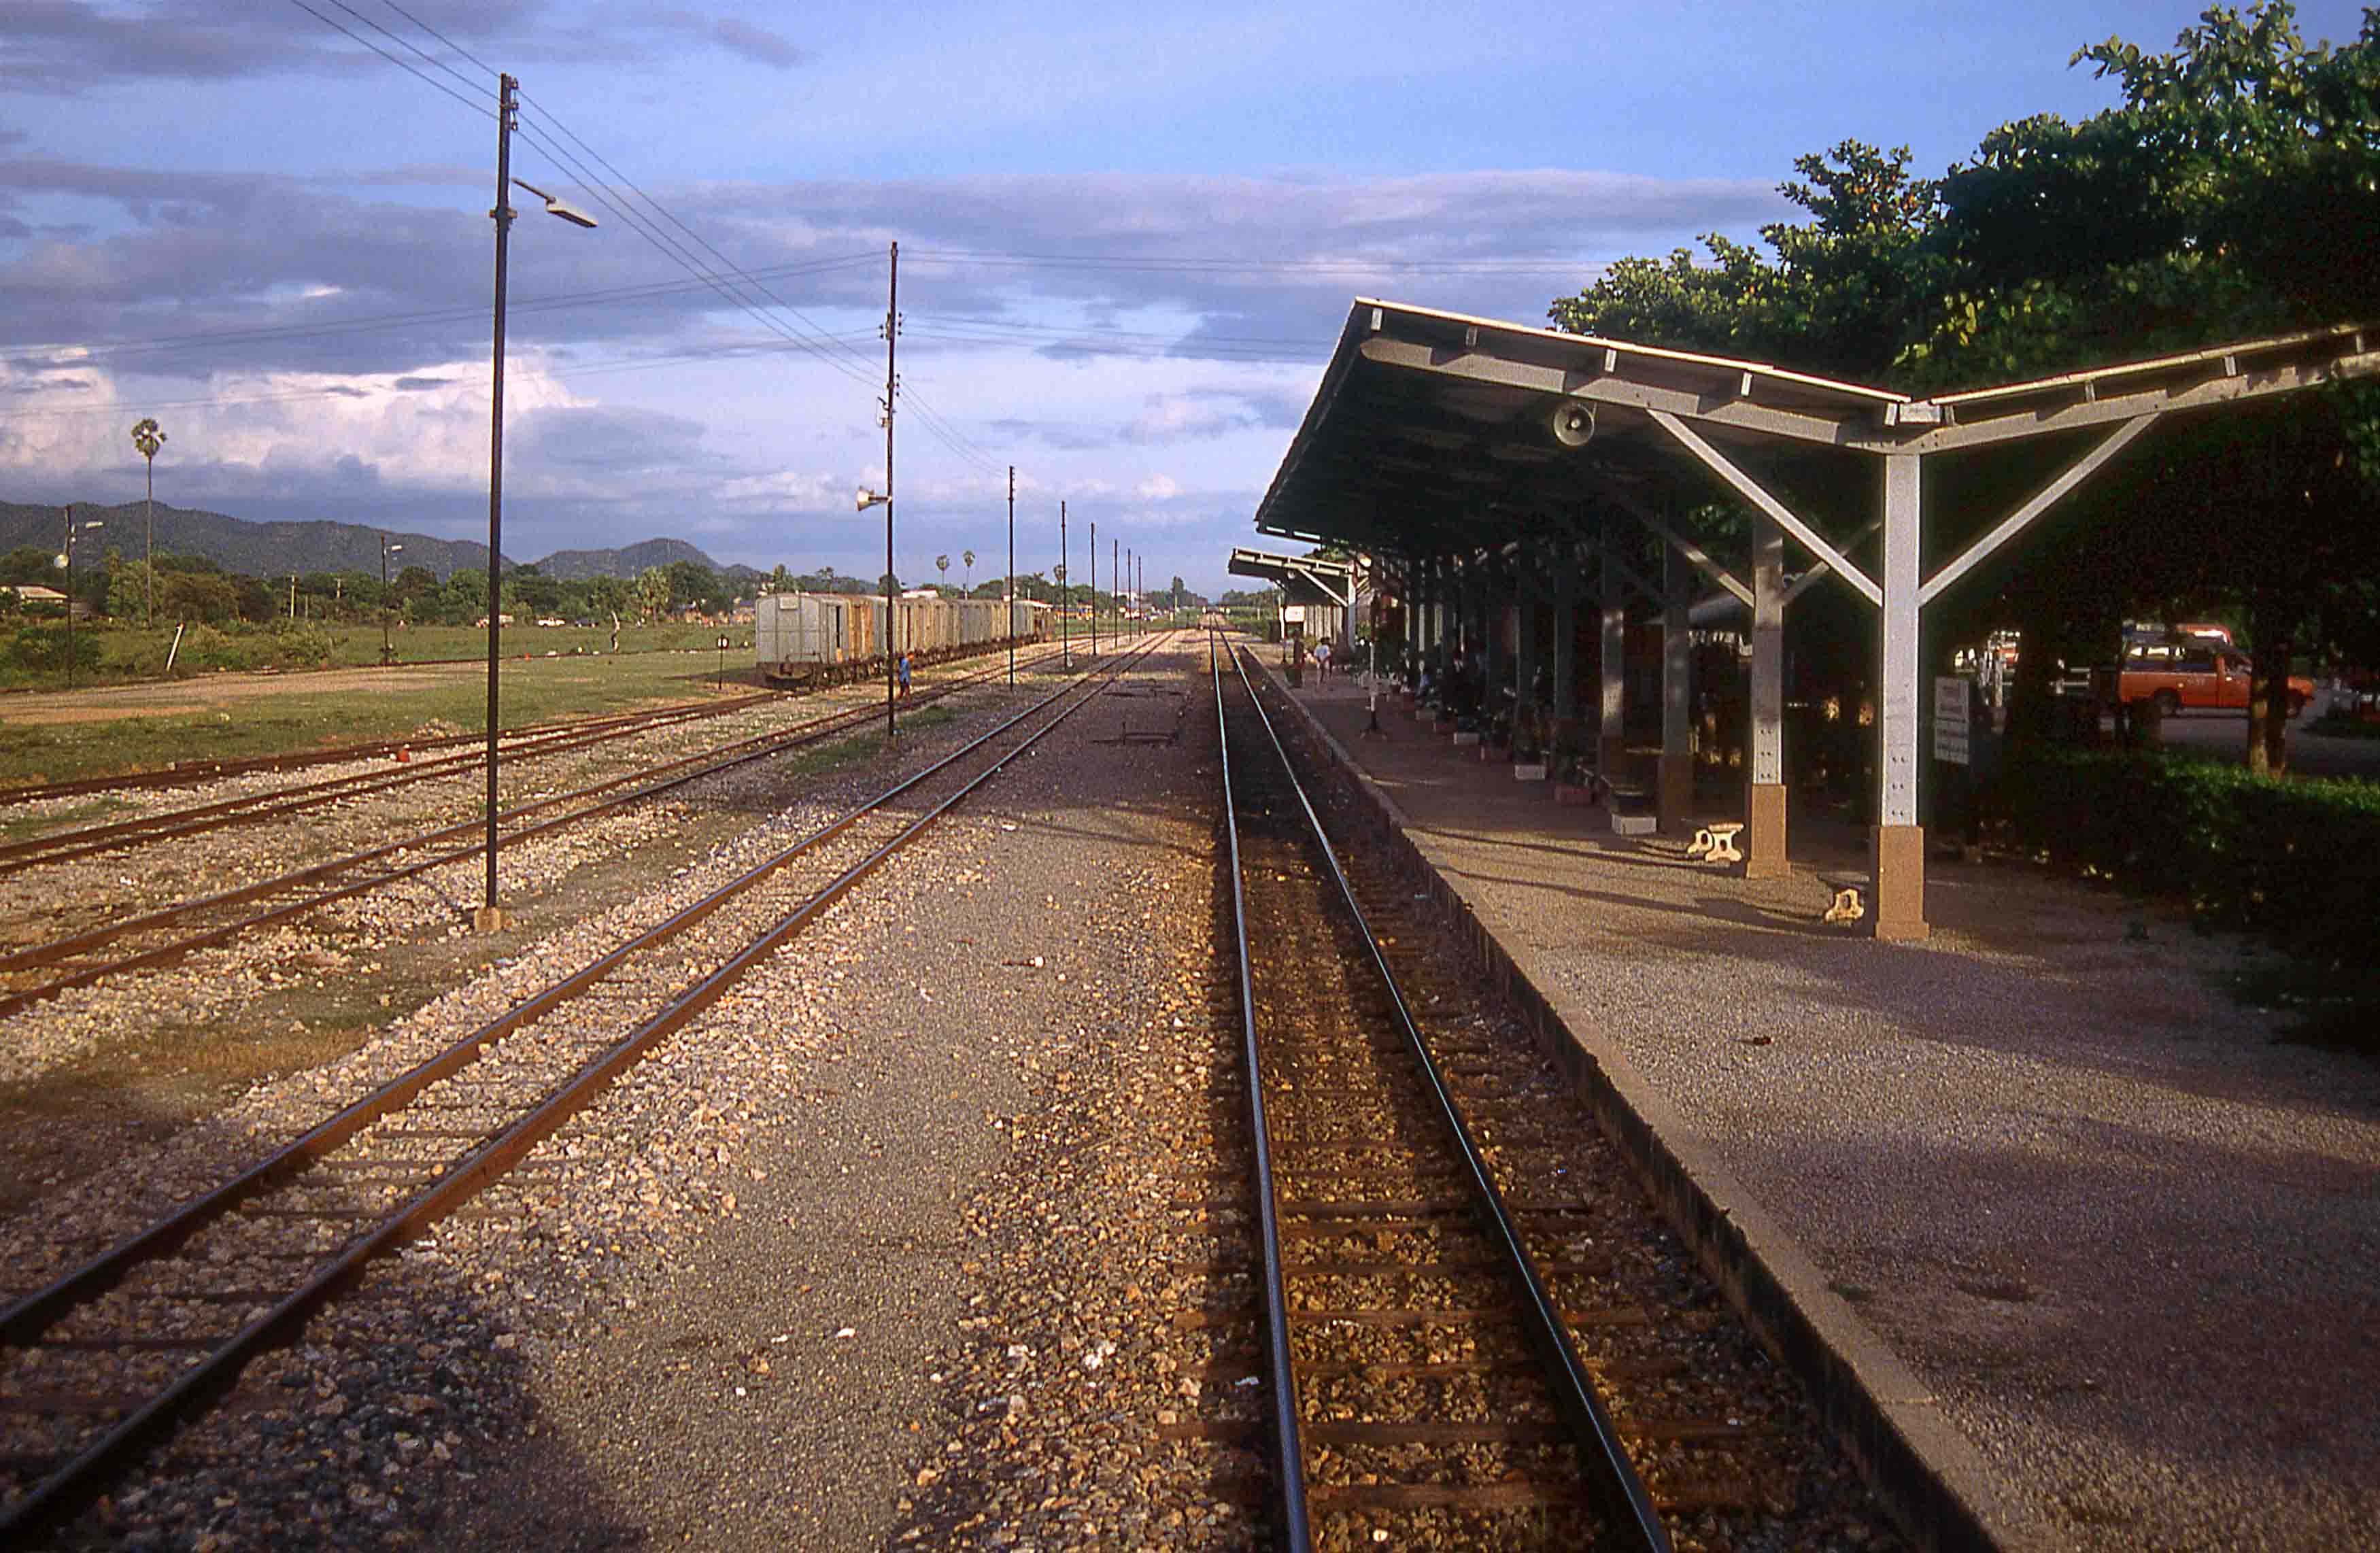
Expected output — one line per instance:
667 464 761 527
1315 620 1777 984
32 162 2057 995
2121 642 2314 717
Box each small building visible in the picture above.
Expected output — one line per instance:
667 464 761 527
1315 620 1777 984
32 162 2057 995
3 584 69 615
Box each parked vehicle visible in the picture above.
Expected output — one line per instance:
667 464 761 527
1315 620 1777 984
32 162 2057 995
2120 641 2314 717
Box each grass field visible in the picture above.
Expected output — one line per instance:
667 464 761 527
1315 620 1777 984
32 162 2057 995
0 649 759 789
0 619 750 692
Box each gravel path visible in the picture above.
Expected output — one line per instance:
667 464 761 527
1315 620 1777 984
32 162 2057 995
1285 670 2380 1552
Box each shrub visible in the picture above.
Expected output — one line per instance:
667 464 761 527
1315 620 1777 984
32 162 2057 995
2 624 101 675
269 621 335 668
1990 748 2380 971
175 624 262 672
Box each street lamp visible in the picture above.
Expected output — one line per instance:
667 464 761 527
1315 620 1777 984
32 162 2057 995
480 73 598 936
56 507 102 687
858 485 893 738
379 538 403 666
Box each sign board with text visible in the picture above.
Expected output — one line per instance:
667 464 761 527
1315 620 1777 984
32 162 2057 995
1933 675 1971 765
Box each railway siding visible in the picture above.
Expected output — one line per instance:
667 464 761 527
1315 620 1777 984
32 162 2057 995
0 648 1162 1547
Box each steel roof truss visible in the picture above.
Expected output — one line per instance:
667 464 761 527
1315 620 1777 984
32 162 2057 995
1916 413 2160 609
1648 409 1882 607
1604 490 1754 607
1357 336 1870 449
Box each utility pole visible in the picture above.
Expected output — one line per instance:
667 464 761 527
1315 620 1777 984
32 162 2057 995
1089 520 1098 660
380 536 404 666
1006 464 1015 687
1059 500 1070 669
1112 536 1119 649
481 71 520 928
883 239 898 740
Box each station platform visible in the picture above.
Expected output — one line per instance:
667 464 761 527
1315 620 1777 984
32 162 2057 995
1265 660 2380 1552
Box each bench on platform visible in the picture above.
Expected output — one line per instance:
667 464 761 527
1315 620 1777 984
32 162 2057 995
1819 876 1867 926
1686 822 1744 864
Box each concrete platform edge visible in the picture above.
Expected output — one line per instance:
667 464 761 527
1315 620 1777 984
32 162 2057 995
1253 662 2053 1553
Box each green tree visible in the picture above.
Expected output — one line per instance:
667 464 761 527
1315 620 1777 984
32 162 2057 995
1927 1 2380 768
1551 139 1945 384
634 566 672 624
129 417 165 627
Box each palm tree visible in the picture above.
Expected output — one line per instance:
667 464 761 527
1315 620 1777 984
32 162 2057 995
962 548 975 592
936 553 950 593
129 417 165 628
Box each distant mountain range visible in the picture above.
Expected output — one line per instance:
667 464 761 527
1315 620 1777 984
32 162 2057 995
0 500 764 586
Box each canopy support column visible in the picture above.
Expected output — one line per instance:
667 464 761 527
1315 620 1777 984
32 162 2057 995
1550 566 1580 757
1597 551 1627 777
1660 545 1693 833
1479 556 1506 722
1874 454 1928 939
1514 575 1541 741
1746 515 1788 877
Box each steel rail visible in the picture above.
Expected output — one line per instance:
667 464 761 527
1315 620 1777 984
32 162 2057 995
0 641 1063 873
1208 632 1314 1552
0 692 761 876
1223 641 1671 1552
0 632 1170 1542
0 646 1073 1015
0 689 779 808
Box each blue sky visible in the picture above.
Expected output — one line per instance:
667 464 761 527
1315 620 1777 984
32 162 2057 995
2 1 2368 591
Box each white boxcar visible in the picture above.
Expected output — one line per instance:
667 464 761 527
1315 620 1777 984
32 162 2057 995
755 593 849 682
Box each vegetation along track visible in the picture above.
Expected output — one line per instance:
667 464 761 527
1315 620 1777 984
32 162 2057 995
0 632 1172 1543
1208 638 1894 1550
0 645 1075 1018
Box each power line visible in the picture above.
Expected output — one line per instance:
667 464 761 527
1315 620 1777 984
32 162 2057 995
518 90 884 380
379 0 499 80
906 247 1606 277
283 0 494 120
0 253 884 375
507 115 884 390
319 0 492 102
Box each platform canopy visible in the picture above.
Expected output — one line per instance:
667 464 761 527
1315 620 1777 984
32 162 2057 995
1226 545 1355 609
1254 298 2377 940
1255 298 2374 570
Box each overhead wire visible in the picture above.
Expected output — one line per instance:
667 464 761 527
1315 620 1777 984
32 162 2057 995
519 88 884 381
319 0 493 102
0 253 885 376
284 0 494 120
292 0 891 396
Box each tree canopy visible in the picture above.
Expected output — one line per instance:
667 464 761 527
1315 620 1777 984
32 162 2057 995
1546 1 2380 768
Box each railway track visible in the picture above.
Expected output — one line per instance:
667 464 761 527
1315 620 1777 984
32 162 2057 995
1214 638 1668 1550
0 645 1074 1019
0 687 779 809
0 641 1069 876
0 632 1171 1543
0 694 767 880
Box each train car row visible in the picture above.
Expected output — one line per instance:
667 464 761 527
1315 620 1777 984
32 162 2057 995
755 592 1051 686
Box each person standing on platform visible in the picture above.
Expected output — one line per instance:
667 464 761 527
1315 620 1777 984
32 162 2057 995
1313 639 1331 681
